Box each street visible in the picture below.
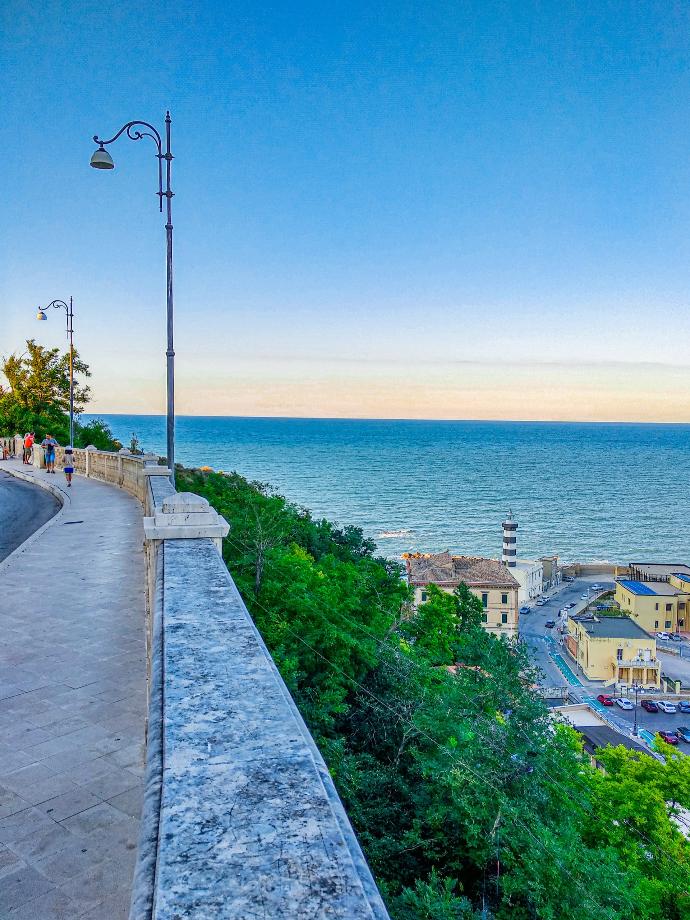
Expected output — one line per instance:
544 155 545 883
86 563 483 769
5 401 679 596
520 574 690 743
0 469 60 562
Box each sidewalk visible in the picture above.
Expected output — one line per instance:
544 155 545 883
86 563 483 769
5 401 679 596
0 461 146 919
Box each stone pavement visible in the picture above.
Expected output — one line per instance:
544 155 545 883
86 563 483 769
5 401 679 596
0 462 146 918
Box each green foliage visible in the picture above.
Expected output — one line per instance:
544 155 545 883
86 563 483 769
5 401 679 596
0 339 90 441
0 340 120 449
74 418 121 451
177 466 690 920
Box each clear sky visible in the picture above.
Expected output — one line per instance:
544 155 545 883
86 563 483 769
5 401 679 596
2 0 690 421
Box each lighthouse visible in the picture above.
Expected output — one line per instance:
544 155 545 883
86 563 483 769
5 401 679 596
502 511 517 568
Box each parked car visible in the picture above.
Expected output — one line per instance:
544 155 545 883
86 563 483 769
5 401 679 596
581 593 588 600
596 694 614 706
658 730 679 745
616 697 635 710
591 583 602 590
675 726 690 743
641 700 659 713
656 700 677 714
536 598 546 607
563 575 574 582
678 701 690 713
567 602 576 609
545 620 556 629
519 605 531 614
656 631 670 641
671 633 682 642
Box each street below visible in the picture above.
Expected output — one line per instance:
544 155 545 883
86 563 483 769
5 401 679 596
0 470 60 562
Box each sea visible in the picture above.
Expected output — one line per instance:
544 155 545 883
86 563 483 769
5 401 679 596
83 415 690 564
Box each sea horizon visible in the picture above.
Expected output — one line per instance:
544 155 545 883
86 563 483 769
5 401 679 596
82 414 690 566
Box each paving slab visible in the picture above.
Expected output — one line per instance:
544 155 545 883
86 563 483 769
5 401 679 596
0 462 146 918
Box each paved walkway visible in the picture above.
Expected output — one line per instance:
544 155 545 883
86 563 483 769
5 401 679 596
0 462 146 919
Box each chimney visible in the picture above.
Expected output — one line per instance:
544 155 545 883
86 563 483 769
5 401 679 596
502 511 517 568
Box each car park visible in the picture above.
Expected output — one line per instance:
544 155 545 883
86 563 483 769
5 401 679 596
658 731 679 745
596 694 614 706
545 620 556 629
615 698 634 710
678 701 690 713
656 631 670 641
641 700 658 713
656 700 677 714
675 727 690 743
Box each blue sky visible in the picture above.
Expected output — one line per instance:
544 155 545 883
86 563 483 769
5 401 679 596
2 1 690 420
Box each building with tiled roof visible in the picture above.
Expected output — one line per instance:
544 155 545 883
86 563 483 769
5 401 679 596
403 552 519 638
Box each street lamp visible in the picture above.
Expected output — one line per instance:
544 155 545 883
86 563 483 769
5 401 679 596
90 112 175 484
37 298 75 448
631 683 643 736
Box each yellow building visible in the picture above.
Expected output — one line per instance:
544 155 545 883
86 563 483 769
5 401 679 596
403 552 519 638
565 614 660 688
615 572 690 635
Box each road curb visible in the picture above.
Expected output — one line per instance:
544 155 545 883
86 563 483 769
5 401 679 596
0 467 70 575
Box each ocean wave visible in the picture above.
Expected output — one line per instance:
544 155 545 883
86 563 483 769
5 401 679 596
377 529 415 539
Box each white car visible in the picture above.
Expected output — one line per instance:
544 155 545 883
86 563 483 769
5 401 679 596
581 594 588 600
656 631 670 641
615 698 635 710
657 700 677 714
536 599 546 607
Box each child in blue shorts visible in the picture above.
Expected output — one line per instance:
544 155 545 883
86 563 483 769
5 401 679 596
63 446 74 487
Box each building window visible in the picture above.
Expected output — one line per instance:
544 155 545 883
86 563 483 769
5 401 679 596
665 620 672 629
501 612 508 624
481 613 488 623
654 620 659 629
666 603 673 612
616 648 623 660
482 593 488 608
679 603 686 611
501 593 508 604
421 591 427 602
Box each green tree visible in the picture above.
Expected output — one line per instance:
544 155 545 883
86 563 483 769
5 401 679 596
0 339 90 441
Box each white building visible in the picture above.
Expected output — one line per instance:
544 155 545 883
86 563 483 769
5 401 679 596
511 559 544 605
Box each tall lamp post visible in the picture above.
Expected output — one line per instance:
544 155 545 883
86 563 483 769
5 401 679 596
631 683 643 736
37 298 75 447
89 112 175 483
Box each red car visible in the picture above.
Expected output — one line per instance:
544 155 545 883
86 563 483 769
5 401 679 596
641 700 659 713
596 694 614 706
658 731 679 745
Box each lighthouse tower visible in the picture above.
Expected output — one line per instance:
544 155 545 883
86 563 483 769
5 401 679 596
502 511 517 568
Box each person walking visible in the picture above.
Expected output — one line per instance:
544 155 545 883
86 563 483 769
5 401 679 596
23 432 34 464
41 434 57 473
63 445 74 487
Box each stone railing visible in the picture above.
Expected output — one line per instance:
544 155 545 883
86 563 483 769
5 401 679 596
2 434 389 919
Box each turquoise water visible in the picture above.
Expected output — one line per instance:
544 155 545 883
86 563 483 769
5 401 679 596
84 415 690 563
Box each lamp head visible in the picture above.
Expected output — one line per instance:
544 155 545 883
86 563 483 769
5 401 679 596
36 310 47 321
90 146 114 169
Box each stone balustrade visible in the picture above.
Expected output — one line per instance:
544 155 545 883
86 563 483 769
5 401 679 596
1 434 389 919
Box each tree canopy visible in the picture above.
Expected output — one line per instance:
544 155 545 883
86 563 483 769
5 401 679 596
0 339 119 448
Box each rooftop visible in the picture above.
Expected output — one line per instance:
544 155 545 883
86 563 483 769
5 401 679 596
629 562 690 581
570 613 652 640
618 579 681 597
404 552 519 588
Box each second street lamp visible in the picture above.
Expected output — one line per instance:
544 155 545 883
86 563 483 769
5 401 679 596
37 298 75 448
90 111 176 483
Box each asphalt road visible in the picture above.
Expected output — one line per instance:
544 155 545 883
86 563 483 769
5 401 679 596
0 469 60 562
